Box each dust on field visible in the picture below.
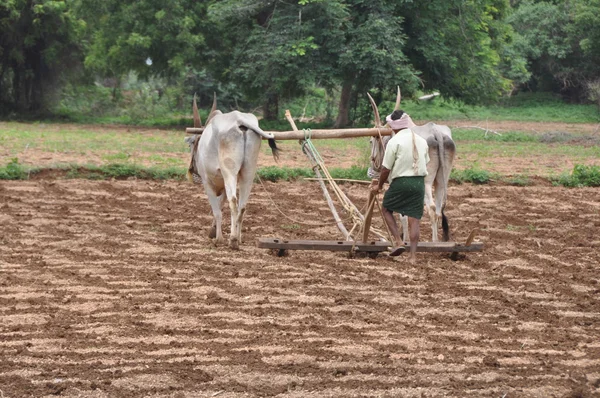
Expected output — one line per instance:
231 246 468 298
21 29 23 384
1 179 599 397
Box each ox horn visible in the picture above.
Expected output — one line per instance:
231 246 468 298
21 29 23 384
192 93 202 128
205 92 218 125
210 92 217 115
367 92 382 128
394 86 401 111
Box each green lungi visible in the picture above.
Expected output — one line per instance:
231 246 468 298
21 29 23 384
382 176 425 219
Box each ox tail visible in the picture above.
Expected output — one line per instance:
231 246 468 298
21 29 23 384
432 125 450 241
242 119 280 162
268 138 280 162
442 211 449 242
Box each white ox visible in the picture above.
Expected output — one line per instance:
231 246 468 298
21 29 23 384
369 89 456 242
186 96 279 249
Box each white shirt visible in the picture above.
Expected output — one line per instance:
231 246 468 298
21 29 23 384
382 129 430 180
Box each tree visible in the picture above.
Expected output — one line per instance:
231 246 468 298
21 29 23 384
207 0 348 120
77 0 209 94
401 0 516 103
508 0 600 101
572 0 600 105
0 0 84 114
329 0 419 127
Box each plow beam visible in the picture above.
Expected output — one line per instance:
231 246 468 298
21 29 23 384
257 234 483 259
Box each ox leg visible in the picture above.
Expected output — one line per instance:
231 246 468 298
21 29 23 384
400 214 409 243
206 189 225 245
433 178 447 242
209 194 226 239
424 175 438 242
235 169 256 245
438 137 455 242
232 132 262 247
222 176 240 250
227 195 240 250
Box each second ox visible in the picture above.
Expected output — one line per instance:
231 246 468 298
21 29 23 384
369 88 456 242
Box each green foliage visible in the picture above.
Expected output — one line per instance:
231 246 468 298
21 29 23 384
335 1 417 91
556 164 600 187
78 0 208 80
573 0 600 63
329 166 370 181
100 164 185 180
62 164 185 180
452 129 540 142
256 166 313 182
401 0 514 103
495 92 600 122
504 174 531 186
508 0 600 101
256 165 370 182
55 83 117 118
54 74 201 126
208 0 350 119
42 85 600 129
0 158 27 180
364 92 598 127
451 166 495 184
0 0 85 114
5 0 600 122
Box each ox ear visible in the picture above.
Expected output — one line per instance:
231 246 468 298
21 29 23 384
193 93 202 128
184 135 196 148
367 92 382 128
394 86 401 111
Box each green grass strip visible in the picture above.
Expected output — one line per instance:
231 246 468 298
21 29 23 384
2 159 599 187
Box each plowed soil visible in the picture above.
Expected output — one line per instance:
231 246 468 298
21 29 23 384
1 177 599 397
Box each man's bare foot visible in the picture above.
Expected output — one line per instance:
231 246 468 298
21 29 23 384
407 255 417 264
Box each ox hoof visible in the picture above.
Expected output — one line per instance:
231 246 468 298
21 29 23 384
213 237 224 246
229 238 239 250
208 226 217 239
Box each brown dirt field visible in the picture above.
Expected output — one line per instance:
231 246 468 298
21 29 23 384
1 177 599 397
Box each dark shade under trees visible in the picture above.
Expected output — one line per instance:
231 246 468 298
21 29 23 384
0 0 84 114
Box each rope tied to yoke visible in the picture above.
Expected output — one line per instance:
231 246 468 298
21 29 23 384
411 130 419 175
186 134 202 184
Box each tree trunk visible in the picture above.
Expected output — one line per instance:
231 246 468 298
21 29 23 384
263 92 279 121
13 66 22 111
112 77 121 102
334 81 353 128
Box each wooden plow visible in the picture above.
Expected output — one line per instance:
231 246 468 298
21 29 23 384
185 90 483 259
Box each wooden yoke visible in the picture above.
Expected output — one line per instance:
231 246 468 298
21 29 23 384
187 126 395 139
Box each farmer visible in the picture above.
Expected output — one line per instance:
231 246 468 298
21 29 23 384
371 110 430 263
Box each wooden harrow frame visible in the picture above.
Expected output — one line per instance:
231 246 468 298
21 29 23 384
186 90 483 259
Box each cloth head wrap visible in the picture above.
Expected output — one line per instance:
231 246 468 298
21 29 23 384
386 112 414 131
